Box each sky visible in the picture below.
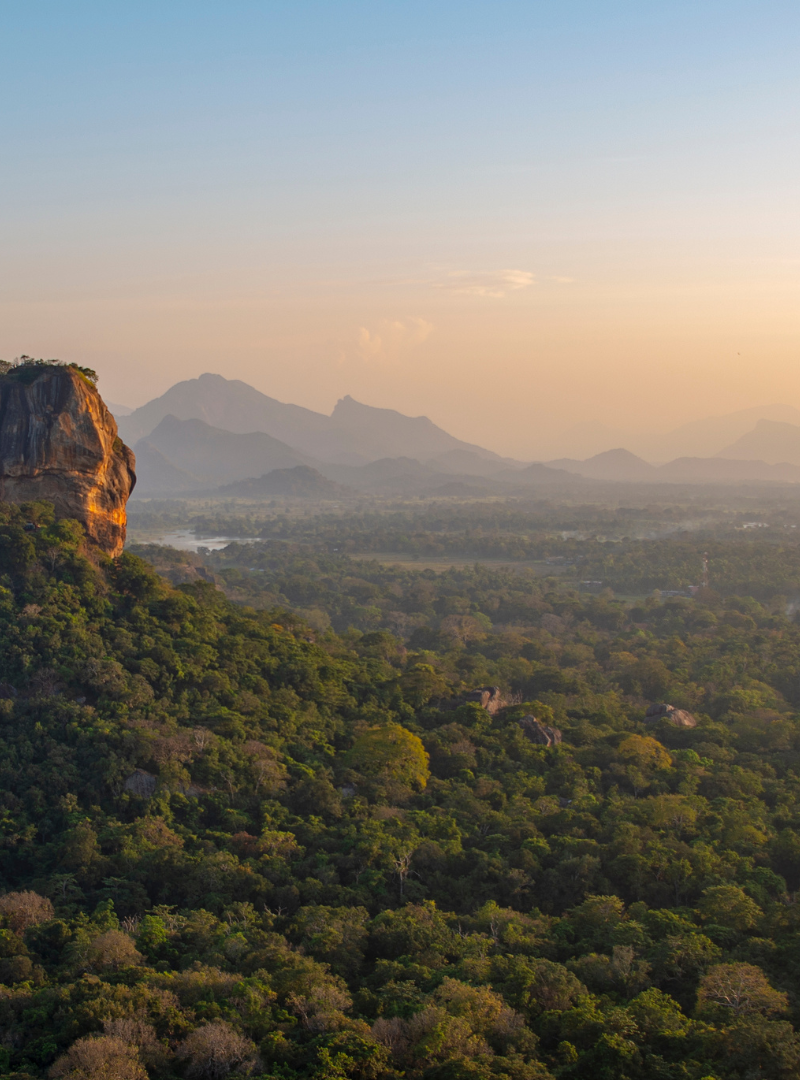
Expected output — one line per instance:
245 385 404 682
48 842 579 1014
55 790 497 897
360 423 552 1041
1 1 799 459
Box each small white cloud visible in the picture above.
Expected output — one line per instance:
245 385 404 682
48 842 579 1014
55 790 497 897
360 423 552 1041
434 269 536 298
357 326 383 360
499 270 537 290
356 317 434 362
401 316 435 346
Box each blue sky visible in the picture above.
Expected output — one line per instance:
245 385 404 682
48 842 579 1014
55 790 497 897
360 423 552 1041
1 1 798 455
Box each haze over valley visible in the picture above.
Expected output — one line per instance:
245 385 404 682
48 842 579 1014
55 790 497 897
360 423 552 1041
116 373 800 498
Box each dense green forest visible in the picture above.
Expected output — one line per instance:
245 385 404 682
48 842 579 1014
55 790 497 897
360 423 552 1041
4 499 800 1079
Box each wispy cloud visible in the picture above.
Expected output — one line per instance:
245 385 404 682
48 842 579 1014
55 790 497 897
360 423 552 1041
433 269 536 298
356 316 434 362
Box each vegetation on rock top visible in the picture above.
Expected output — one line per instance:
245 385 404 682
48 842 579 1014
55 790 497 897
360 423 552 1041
0 357 99 386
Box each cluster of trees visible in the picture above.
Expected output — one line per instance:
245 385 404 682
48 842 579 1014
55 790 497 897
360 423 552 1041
128 495 800 560
135 521 800 641
131 502 680 558
3 500 800 1077
0 358 98 384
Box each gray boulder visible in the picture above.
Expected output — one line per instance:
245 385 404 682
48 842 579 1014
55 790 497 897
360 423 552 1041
519 714 562 746
645 703 697 728
124 769 157 798
441 686 511 715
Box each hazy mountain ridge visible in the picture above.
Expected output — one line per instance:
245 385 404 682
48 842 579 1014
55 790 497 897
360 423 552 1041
131 417 513 498
125 375 800 495
132 441 208 494
218 465 349 499
317 456 509 496
716 419 800 466
532 404 800 461
120 373 516 467
653 403 800 459
135 415 313 489
119 374 330 446
544 448 800 484
546 448 657 482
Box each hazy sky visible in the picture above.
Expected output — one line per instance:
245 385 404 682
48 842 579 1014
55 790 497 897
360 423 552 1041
1 1 799 457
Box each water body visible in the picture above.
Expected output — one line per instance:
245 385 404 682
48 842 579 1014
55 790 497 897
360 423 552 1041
142 530 260 553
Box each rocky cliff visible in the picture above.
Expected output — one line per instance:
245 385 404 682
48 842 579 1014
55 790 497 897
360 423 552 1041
0 364 136 556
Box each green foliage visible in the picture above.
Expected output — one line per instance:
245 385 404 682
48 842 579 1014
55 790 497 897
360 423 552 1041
2 499 800 1078
0 357 98 385
345 724 430 792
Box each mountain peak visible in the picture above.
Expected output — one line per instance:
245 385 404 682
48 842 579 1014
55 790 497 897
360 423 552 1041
546 447 654 481
753 417 800 431
587 448 648 464
717 417 800 465
119 374 512 483
332 394 423 421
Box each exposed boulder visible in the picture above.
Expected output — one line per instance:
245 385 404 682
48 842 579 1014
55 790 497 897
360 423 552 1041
123 770 157 798
0 363 136 556
519 714 562 746
441 686 512 715
645 702 697 728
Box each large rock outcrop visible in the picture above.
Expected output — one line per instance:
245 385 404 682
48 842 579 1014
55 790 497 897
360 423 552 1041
644 702 697 728
0 364 136 556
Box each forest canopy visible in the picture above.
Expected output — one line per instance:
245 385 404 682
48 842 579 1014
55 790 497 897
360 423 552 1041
2 498 800 1079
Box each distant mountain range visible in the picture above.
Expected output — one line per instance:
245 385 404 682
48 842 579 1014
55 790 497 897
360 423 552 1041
546 449 655 482
219 466 348 499
543 448 800 484
120 374 800 497
641 403 800 460
139 415 312 484
119 373 514 468
716 419 800 466
535 404 800 461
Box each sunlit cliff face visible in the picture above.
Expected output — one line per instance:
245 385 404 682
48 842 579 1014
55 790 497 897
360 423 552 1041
0 365 136 556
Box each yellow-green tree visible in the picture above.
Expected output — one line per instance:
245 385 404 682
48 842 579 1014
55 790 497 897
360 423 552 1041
346 724 430 792
698 963 788 1018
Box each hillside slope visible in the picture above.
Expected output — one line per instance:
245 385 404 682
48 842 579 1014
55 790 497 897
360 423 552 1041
218 464 350 498
716 418 800 466
546 448 656 481
633 403 800 459
135 414 313 487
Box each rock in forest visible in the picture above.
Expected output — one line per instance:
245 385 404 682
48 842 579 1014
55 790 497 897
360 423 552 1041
645 702 697 728
442 686 511 714
123 769 157 798
0 362 136 556
519 714 562 746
